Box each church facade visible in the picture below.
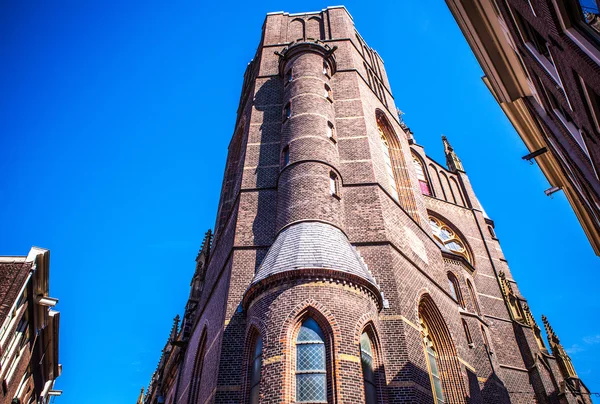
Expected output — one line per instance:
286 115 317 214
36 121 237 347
143 7 590 404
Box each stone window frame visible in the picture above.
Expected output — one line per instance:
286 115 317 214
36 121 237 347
188 328 207 404
245 328 263 404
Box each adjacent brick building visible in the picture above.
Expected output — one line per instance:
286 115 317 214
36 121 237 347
144 7 591 403
444 0 600 255
0 247 62 404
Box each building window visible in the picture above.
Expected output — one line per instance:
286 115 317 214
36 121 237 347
462 319 473 346
296 318 327 403
447 273 465 308
188 331 207 404
284 102 291 121
327 121 336 143
516 13 553 64
578 74 600 134
360 332 377 404
249 335 263 404
323 61 329 76
329 172 340 197
429 216 471 262
488 226 496 239
563 0 600 43
286 69 293 84
421 322 446 404
379 127 399 201
412 153 431 196
282 146 290 166
543 86 590 154
467 280 481 315
324 83 332 101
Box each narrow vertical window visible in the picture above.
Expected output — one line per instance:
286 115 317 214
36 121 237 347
286 69 293 84
462 319 473 346
323 61 329 76
378 128 399 201
327 122 336 143
447 273 464 308
360 332 377 404
249 336 263 404
412 154 431 196
324 83 332 101
296 318 327 403
329 172 339 196
284 102 291 121
467 280 481 315
282 146 290 167
422 327 446 404
488 226 496 239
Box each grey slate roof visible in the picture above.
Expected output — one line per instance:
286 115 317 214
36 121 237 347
252 221 378 287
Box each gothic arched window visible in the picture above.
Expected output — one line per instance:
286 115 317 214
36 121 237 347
379 127 400 201
420 320 446 404
412 153 431 196
428 216 470 262
188 330 207 404
467 280 481 315
296 318 327 402
360 332 377 404
249 335 263 404
447 272 465 308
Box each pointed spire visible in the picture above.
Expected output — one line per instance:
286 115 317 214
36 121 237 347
195 229 213 275
169 315 180 341
136 387 145 404
442 135 464 172
542 315 578 378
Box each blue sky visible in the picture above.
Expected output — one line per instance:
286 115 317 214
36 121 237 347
1 1 599 403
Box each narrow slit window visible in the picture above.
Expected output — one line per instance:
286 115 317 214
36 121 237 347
284 103 291 121
467 280 481 315
282 146 290 167
286 69 293 84
323 61 329 76
360 332 377 404
329 172 339 196
249 336 263 404
324 84 332 101
327 122 336 143
462 319 473 346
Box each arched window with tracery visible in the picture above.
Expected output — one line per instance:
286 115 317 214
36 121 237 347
428 216 470 262
248 333 263 404
376 110 420 221
360 332 377 404
378 127 399 201
420 320 446 404
447 272 465 308
295 318 327 403
412 153 432 196
419 295 467 403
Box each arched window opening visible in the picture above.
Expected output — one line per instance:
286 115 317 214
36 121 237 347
282 146 290 167
324 83 332 101
360 332 377 404
329 172 340 197
327 122 336 143
447 273 465 308
323 61 329 76
249 335 263 404
412 153 431 196
467 280 481 315
420 320 446 404
286 69 293 84
188 331 207 404
428 216 471 262
462 319 473 347
296 318 327 403
379 127 399 201
284 102 291 121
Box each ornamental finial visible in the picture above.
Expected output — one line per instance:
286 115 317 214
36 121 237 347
442 135 464 172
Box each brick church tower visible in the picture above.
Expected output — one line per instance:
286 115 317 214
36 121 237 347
143 7 592 404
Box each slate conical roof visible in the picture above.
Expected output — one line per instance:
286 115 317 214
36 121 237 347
251 221 378 288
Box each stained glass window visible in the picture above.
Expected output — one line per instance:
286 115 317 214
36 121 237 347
296 318 327 403
360 332 377 404
429 216 470 262
422 327 446 404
